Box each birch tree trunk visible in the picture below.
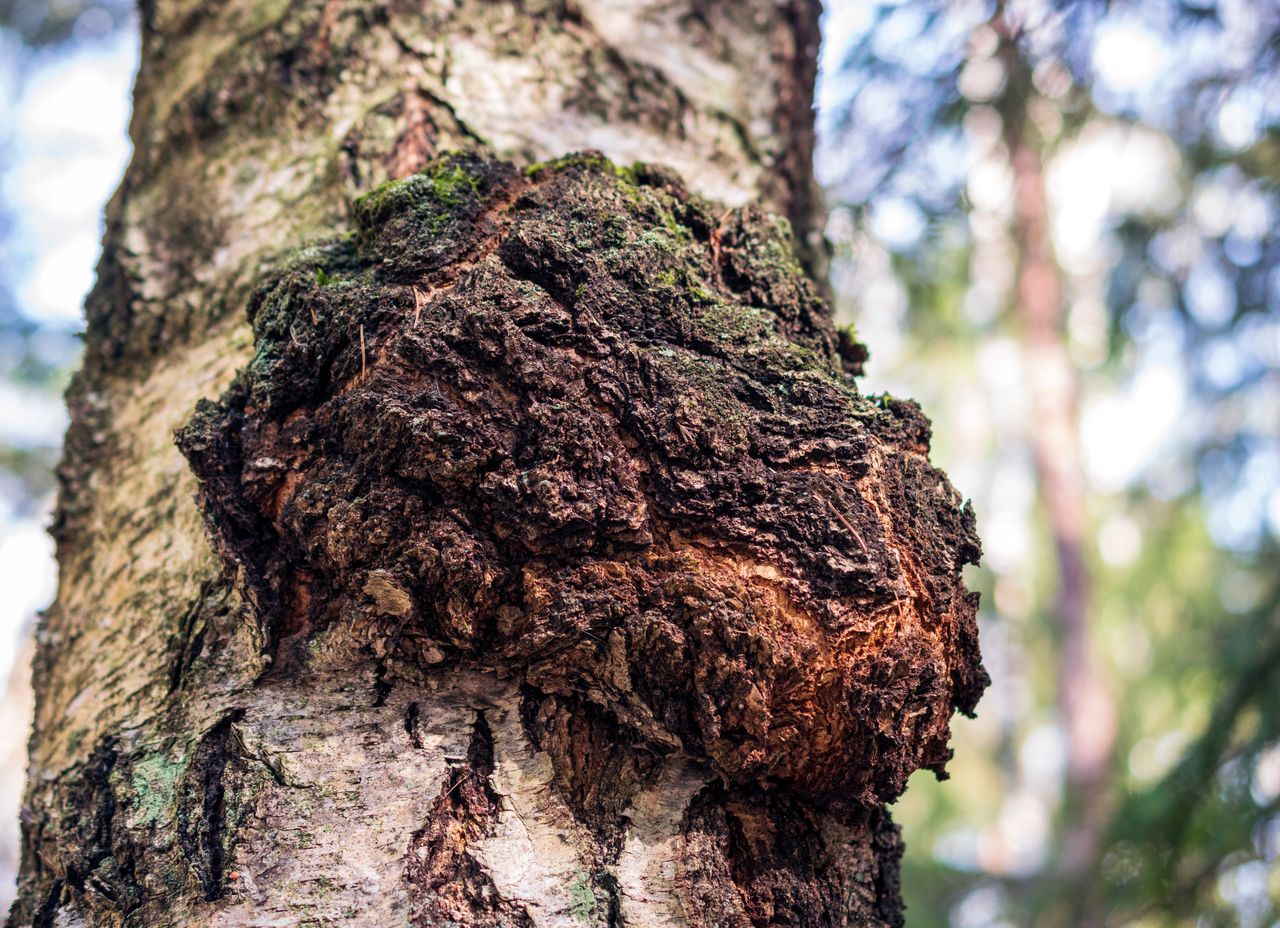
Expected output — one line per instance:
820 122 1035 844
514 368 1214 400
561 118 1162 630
12 2 987 926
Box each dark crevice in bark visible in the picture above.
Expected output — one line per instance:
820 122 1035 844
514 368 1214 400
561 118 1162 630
29 879 64 928
467 711 498 803
518 686 664 855
869 808 906 928
405 700 424 749
177 709 246 901
65 739 121 895
599 869 622 928
372 654 393 707
16 737 151 925
403 712 533 928
177 387 288 662
167 579 229 693
244 747 293 790
677 783 905 928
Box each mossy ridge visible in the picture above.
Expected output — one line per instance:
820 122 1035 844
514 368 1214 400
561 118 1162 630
127 748 189 828
349 153 523 283
525 151 643 186
517 152 842 385
352 161 481 237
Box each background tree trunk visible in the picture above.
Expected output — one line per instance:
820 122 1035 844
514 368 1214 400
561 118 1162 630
994 8 1116 922
11 2 986 926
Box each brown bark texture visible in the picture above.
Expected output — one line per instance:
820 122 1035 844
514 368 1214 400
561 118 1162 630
12 2 987 926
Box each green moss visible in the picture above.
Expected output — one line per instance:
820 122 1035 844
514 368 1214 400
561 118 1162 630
128 750 187 826
740 213 806 286
598 213 630 248
635 228 681 256
352 159 483 253
655 203 693 241
164 863 189 897
695 298 771 342
567 869 600 923
526 152 642 187
654 265 717 307
357 163 478 220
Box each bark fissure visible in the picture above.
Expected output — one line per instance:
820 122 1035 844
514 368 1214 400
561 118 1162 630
404 711 533 928
405 699 425 749
176 710 245 901
62 739 121 897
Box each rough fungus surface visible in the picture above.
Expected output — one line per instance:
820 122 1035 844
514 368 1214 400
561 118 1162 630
177 152 987 812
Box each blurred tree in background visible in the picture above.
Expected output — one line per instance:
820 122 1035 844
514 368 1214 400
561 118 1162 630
0 0 134 483
819 0 1280 924
0 0 1277 923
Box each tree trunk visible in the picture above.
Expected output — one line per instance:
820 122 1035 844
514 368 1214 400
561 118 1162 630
12 3 987 926
1007 130 1115 910
994 10 1116 922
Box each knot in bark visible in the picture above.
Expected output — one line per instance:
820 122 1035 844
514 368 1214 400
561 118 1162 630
177 152 988 807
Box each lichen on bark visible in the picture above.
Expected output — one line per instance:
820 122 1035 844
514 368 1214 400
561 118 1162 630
177 151 987 815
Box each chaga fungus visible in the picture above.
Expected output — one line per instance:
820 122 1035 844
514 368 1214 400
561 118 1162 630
177 152 988 808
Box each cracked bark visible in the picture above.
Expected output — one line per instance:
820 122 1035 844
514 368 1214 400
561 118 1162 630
13 2 986 926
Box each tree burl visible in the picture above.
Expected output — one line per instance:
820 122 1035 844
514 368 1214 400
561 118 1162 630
177 153 987 811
